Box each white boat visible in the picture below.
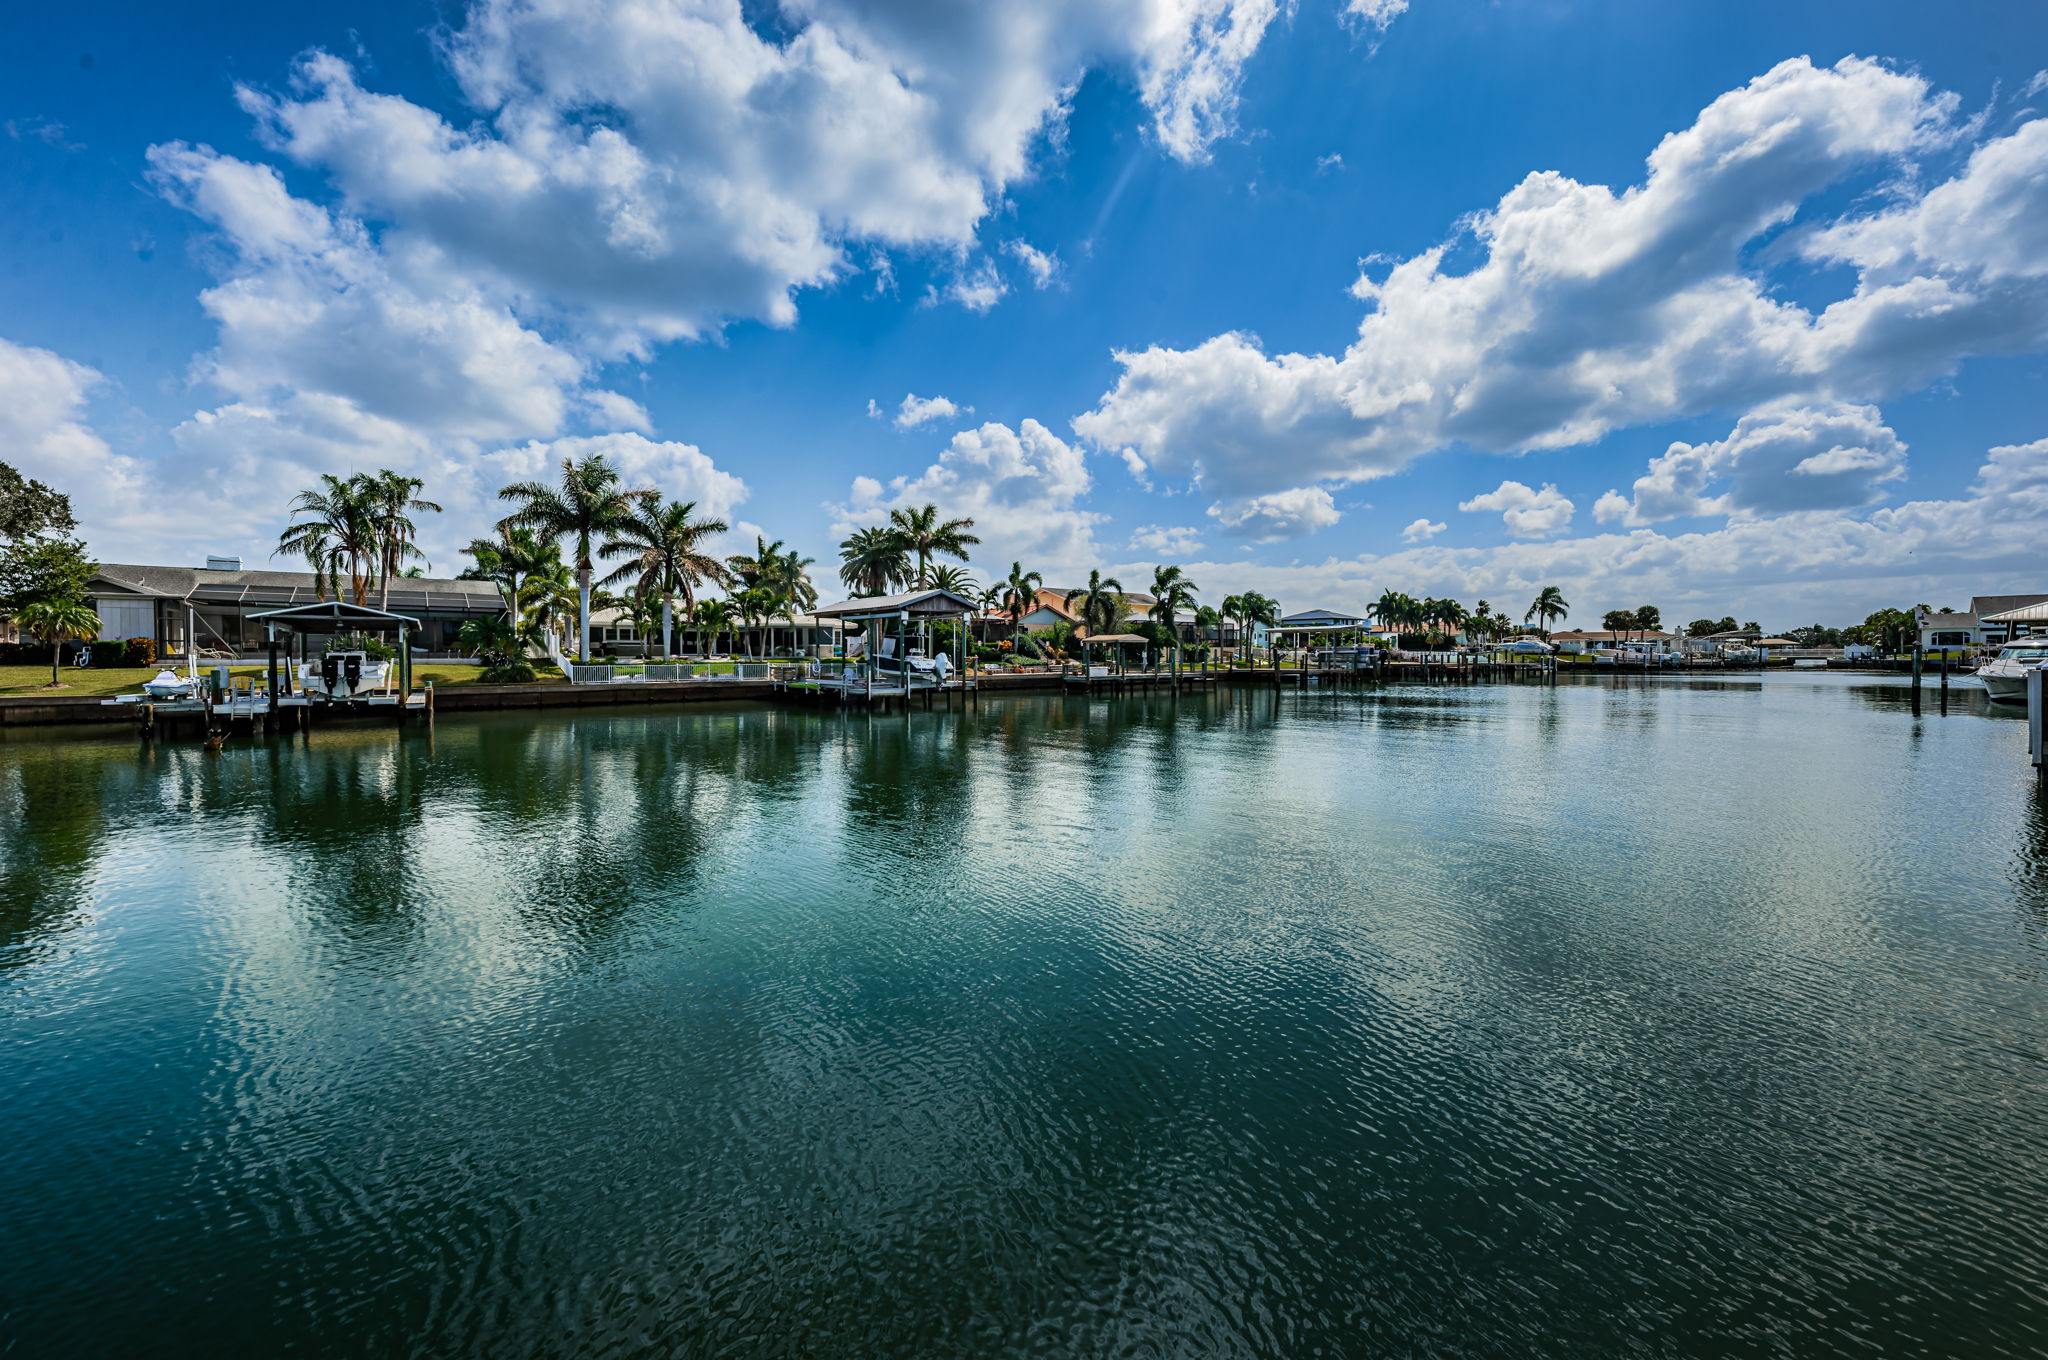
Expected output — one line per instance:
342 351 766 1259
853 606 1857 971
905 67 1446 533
1974 639 2048 704
141 668 201 700
296 650 390 699
1497 638 1555 655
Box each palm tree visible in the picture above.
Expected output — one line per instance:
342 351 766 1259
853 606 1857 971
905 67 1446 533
1525 586 1570 636
16 597 100 688
1437 599 1470 642
518 552 579 653
497 454 645 662
888 504 979 587
277 473 378 604
1148 564 1199 669
1066 570 1126 666
763 546 818 657
1000 562 1043 646
464 527 552 624
1241 592 1280 659
693 598 734 655
366 471 441 609
925 563 978 596
600 495 732 658
838 526 910 597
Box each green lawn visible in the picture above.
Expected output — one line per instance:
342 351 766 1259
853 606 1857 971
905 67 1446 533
0 663 561 698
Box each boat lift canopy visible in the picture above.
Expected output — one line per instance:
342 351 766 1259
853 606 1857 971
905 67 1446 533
247 601 423 699
809 587 980 621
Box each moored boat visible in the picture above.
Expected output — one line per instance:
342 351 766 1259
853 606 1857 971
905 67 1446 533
1974 639 2048 704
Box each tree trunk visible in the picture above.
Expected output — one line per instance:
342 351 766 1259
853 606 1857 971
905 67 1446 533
661 596 673 659
576 567 592 661
50 637 61 687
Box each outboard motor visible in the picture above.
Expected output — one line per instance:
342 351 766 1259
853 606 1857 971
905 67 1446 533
343 655 363 693
320 654 341 696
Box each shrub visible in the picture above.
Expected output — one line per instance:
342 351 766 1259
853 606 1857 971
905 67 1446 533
480 658 539 683
327 632 396 662
124 636 156 666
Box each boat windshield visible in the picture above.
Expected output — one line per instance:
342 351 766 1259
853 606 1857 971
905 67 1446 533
1999 642 2048 660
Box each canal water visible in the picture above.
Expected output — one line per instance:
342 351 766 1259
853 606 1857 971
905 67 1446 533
4 673 2045 1357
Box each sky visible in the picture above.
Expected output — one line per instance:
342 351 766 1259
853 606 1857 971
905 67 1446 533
3 0 2046 629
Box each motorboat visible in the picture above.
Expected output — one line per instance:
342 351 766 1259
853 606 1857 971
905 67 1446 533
1974 639 2048 704
1496 638 1555 655
141 668 200 700
296 650 390 699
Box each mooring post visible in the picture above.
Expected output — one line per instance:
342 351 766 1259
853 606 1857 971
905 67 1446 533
2032 666 2047 784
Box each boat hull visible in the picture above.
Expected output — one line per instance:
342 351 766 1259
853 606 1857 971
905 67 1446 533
1977 665 2037 704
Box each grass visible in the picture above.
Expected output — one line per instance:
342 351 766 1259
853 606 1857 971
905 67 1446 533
0 663 562 698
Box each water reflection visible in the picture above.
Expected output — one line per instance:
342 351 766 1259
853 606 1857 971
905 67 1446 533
4 684 2048 1357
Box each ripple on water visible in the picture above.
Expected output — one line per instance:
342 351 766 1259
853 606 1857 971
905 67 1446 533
2 680 2046 1357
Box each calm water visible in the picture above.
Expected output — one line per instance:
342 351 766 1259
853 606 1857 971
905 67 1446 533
4 673 2047 1358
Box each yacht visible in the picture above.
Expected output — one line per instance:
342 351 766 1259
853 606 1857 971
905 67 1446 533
1974 639 2048 704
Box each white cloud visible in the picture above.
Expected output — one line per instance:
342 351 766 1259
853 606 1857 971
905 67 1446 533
230 2 1288 349
585 389 652 433
830 419 1105 581
1006 239 1062 289
1343 0 1409 33
890 393 971 430
1600 400 1905 526
866 398 883 420
2024 70 2048 101
148 142 587 441
0 338 160 550
1459 480 1574 537
1400 517 1445 542
931 260 1009 314
1316 152 1344 173
1207 486 1343 541
1075 58 2048 525
1129 524 1206 556
1105 435 2048 628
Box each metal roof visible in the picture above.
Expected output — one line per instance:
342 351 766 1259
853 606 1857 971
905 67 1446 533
248 601 423 627
811 588 979 619
1980 600 2048 623
92 563 501 612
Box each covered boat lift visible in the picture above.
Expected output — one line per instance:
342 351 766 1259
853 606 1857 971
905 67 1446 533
802 587 982 709
249 600 430 719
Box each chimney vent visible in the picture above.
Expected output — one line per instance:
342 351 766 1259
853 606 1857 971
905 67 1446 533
205 555 242 571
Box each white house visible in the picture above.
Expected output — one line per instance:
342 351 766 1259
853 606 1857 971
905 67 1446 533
1916 594 2048 649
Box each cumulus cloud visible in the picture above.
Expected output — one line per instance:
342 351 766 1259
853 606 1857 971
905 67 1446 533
1129 524 1206 555
1400 517 1445 542
1207 486 1342 540
1108 435 2048 628
1599 400 1906 525
229 2 1292 349
1006 239 1062 289
0 338 160 548
1459 480 1574 537
1076 58 2048 525
830 419 1106 580
148 141 588 440
888 393 971 429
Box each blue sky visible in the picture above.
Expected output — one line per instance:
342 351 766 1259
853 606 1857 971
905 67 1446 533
4 0 2046 626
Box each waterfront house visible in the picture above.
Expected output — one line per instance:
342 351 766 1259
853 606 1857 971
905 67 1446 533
87 560 505 659
1916 594 2048 649
1550 628 1681 656
1016 588 1080 632
1281 607 1365 630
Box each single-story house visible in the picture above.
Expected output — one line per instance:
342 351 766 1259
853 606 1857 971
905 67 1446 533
88 560 505 658
1550 628 1681 656
1916 594 2048 649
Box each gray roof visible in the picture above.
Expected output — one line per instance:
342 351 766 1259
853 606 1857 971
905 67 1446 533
93 563 502 613
1282 607 1364 623
810 587 979 619
1970 593 2048 620
1980 600 2048 624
